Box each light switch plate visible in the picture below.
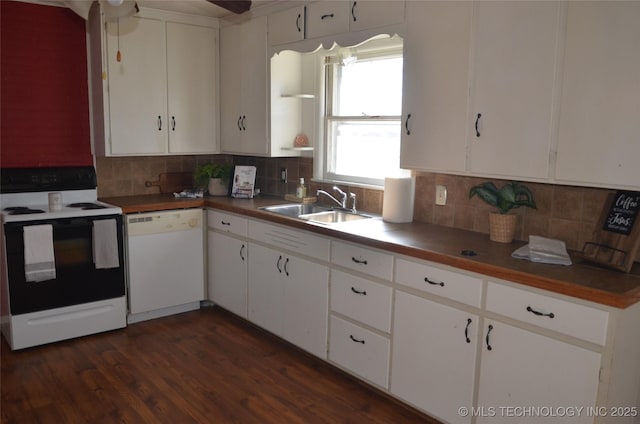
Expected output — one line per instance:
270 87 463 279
436 185 447 205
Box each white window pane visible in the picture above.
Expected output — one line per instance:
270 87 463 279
337 57 403 116
329 121 401 180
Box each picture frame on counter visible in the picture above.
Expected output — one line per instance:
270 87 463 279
231 166 257 199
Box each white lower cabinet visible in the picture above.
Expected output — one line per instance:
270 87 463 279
208 231 247 318
247 242 329 359
476 320 601 424
207 210 248 318
391 291 479 424
329 316 390 389
205 209 640 424
247 243 284 335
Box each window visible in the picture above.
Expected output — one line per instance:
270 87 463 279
322 39 404 186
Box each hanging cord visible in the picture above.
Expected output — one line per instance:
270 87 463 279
116 18 122 62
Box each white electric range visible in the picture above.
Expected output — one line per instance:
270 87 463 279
0 166 127 350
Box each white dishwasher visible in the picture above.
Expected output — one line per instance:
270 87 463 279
126 209 205 324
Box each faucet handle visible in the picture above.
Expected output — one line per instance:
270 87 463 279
333 186 346 196
349 192 357 213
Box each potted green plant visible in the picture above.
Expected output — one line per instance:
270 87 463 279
469 181 537 243
195 162 232 196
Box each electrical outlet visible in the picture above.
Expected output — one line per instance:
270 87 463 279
435 185 447 205
281 168 287 183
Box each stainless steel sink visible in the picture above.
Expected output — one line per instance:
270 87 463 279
260 203 373 224
299 210 372 224
260 203 333 218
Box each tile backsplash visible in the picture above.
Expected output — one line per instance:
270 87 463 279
96 155 614 251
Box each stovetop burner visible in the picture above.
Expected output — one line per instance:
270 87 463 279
67 202 107 210
3 207 46 215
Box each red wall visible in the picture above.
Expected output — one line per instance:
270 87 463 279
1 0 93 168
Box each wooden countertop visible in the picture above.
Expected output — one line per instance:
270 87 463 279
101 194 640 309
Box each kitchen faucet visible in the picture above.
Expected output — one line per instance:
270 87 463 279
316 186 357 213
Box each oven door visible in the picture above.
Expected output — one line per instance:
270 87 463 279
3 215 125 315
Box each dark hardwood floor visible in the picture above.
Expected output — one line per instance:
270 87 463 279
1 306 439 423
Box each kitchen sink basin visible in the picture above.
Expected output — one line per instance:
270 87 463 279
260 203 333 218
299 210 372 224
260 203 373 224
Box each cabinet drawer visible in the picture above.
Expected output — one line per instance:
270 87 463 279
331 241 393 281
395 258 482 308
248 220 330 261
207 210 247 236
329 316 390 389
486 282 609 345
331 270 392 332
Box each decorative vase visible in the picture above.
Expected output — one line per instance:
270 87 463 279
489 212 517 243
208 178 228 196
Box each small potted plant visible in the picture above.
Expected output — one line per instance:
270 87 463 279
195 162 233 196
469 181 537 243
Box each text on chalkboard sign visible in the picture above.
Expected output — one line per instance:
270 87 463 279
602 191 640 235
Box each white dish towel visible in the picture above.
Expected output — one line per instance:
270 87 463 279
93 219 120 269
23 224 56 282
512 235 572 266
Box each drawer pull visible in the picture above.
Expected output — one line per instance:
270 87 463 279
221 221 231 226
351 257 368 265
321 13 335 20
424 277 444 287
350 287 367 296
277 255 283 273
526 306 555 319
464 318 472 343
485 324 494 351
349 334 365 344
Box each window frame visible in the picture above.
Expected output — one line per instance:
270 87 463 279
319 43 404 187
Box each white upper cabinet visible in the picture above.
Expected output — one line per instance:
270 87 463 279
268 5 305 45
348 0 405 33
165 22 217 154
467 1 562 180
305 1 350 40
105 17 167 155
400 1 472 173
269 1 405 50
220 17 269 155
555 2 640 190
96 10 218 156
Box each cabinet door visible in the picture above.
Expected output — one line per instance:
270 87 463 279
468 1 560 179
219 21 241 154
391 291 478 424
208 231 247 318
106 17 167 155
268 5 305 45
166 22 217 154
555 2 640 189
220 17 268 155
399 1 472 173
282 256 329 359
306 1 350 39
247 243 286 336
477 321 601 424
349 0 405 32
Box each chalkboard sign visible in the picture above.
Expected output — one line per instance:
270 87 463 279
580 190 640 272
602 191 640 235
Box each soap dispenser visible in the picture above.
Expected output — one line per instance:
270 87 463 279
296 178 307 198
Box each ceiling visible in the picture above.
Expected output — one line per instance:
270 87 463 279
136 0 277 18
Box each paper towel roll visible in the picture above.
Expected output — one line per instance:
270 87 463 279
383 177 415 223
